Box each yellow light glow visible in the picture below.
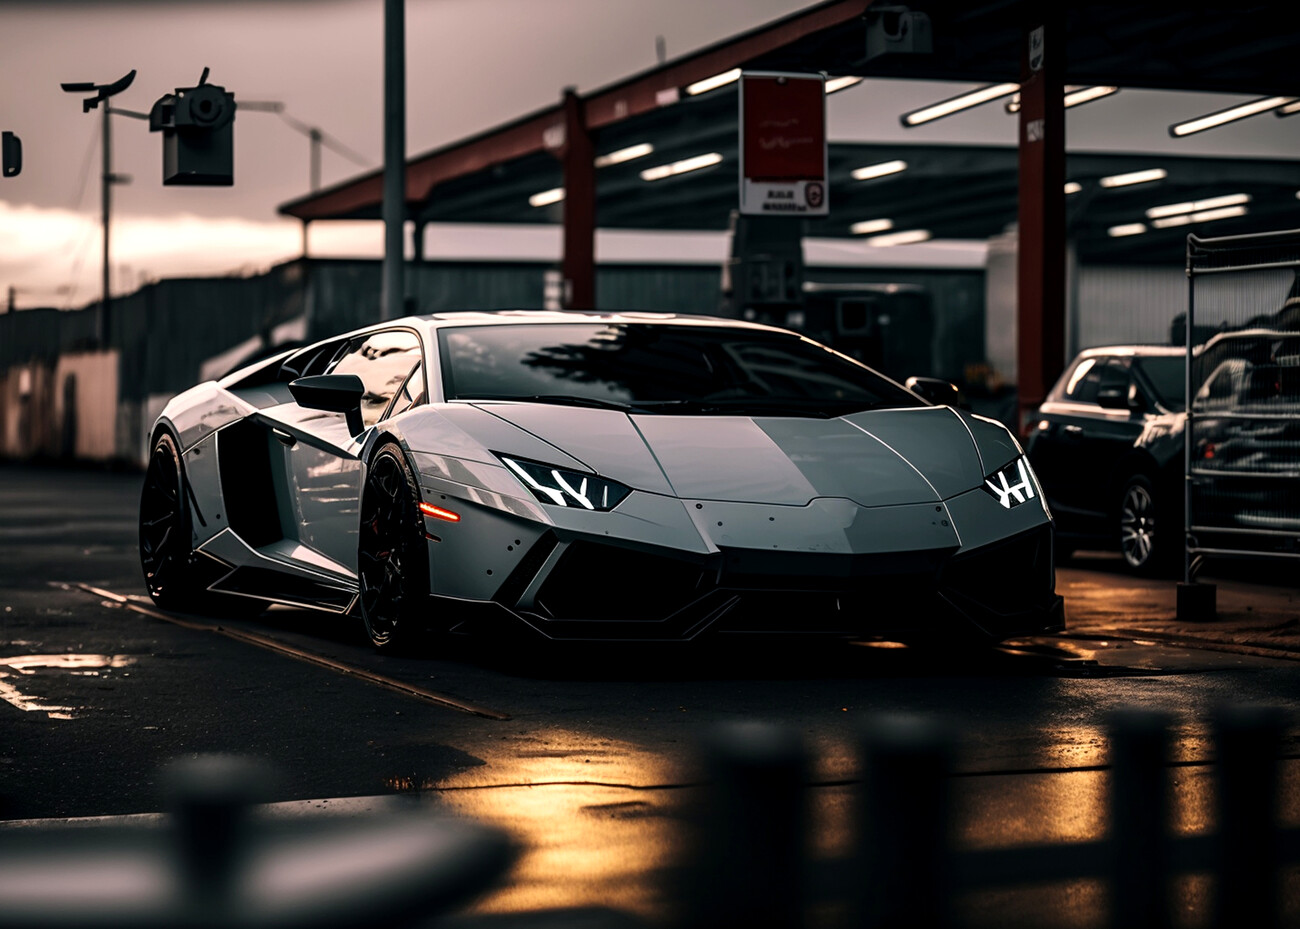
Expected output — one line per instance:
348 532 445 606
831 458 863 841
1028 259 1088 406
1171 96 1296 136
1064 182 1082 195
864 229 930 247
685 68 741 96
528 187 565 208
1107 223 1147 237
1064 85 1119 107
593 143 654 168
1145 193 1250 219
902 82 1019 126
824 75 863 94
1099 168 1167 189
850 159 907 181
639 152 723 182
850 218 893 236
1151 205 1248 229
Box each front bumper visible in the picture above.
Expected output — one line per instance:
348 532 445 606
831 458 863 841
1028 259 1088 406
448 523 1063 644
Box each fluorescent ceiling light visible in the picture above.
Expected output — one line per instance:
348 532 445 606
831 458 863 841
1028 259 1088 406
1064 85 1119 107
640 152 723 181
850 218 894 235
594 143 654 168
686 68 741 96
1151 205 1248 229
902 83 1019 126
1277 100 1300 116
850 159 907 181
1108 223 1147 237
1169 96 1296 137
1146 193 1250 219
1099 168 1167 188
824 76 863 94
1064 181 1082 195
865 229 931 247
1006 85 1119 114
528 187 564 207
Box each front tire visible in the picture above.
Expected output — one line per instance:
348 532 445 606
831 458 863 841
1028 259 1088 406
139 432 202 609
358 442 430 651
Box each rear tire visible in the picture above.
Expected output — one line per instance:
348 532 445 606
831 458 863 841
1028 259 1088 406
139 432 203 609
1119 475 1169 575
358 442 430 652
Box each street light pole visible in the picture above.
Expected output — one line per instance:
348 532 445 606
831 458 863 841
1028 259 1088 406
381 0 406 321
100 101 112 346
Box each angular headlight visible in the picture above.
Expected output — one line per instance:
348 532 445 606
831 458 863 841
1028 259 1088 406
496 454 631 511
981 456 1039 510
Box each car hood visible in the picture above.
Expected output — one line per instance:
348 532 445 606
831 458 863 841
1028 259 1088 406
471 402 1009 506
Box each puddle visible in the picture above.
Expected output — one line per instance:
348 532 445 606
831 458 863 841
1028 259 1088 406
0 654 135 720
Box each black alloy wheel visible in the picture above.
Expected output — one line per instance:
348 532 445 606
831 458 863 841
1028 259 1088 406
358 442 430 651
139 432 199 608
1119 475 1160 573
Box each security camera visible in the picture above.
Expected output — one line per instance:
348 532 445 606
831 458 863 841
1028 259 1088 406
864 6 933 61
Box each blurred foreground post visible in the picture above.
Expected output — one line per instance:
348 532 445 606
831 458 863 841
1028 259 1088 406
856 714 954 929
683 721 807 929
1108 709 1172 929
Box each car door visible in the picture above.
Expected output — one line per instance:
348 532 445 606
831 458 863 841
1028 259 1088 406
1071 358 1146 519
260 328 425 574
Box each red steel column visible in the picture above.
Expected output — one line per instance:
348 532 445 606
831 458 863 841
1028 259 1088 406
561 88 596 310
1015 10 1066 434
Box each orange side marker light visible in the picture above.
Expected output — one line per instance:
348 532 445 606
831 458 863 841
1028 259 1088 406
418 501 461 522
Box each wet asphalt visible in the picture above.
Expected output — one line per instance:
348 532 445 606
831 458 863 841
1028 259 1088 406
2 462 1299 926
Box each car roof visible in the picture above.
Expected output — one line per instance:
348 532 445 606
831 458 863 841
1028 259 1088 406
1075 345 1186 360
414 309 786 333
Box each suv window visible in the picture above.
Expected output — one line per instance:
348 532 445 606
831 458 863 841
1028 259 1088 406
328 329 424 427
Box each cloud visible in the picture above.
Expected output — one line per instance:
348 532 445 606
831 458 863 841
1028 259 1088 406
0 200 381 308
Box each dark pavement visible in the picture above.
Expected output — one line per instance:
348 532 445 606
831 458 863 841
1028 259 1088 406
2 462 1299 927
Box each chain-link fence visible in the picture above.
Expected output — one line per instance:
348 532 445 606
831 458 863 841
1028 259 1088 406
1186 230 1300 576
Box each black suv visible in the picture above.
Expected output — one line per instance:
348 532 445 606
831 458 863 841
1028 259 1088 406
1025 346 1186 573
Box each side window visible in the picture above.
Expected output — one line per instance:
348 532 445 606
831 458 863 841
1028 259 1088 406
1095 360 1131 402
327 330 423 428
1062 357 1100 403
1063 357 1128 405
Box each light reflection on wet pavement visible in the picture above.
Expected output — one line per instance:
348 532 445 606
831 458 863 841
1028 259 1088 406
0 654 134 719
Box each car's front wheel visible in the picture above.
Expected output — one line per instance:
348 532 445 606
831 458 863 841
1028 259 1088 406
1119 475 1166 574
139 432 202 609
358 442 430 651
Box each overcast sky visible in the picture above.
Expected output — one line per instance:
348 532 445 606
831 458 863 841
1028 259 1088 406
2 0 1297 309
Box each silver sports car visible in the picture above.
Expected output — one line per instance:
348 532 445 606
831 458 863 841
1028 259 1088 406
140 311 1064 650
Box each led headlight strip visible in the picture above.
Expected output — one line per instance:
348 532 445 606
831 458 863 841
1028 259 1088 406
496 454 631 511
982 457 1036 509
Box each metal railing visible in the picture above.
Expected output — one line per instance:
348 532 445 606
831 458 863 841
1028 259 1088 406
1185 231 1300 582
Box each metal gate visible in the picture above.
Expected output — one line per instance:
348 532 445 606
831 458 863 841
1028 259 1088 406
1185 229 1300 578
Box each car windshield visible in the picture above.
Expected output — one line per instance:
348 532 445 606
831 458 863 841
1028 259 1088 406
1133 356 1186 412
438 323 922 415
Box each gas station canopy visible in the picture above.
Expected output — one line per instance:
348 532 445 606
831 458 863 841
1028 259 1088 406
279 0 1300 263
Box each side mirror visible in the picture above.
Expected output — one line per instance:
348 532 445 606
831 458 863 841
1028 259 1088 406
290 374 365 436
905 375 960 407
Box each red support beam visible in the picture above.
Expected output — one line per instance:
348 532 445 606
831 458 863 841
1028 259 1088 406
561 89 596 310
1015 9 1067 435
278 0 873 223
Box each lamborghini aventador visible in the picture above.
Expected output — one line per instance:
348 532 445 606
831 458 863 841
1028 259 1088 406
139 311 1064 650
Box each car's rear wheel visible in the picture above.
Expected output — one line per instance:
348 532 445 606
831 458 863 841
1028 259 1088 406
358 442 430 651
1119 475 1164 574
139 432 201 609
